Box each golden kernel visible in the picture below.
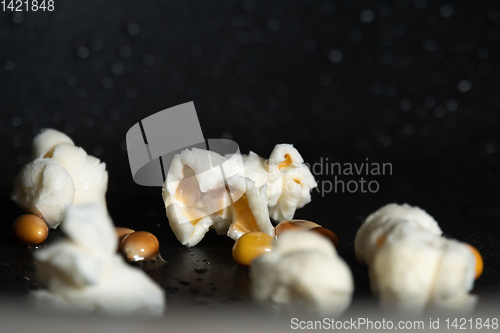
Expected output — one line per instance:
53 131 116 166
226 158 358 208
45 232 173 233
310 227 339 248
466 244 483 280
121 231 160 262
115 227 135 252
232 232 273 266
275 220 321 237
12 214 48 245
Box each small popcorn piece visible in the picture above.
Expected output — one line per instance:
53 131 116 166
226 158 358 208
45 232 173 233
12 129 108 228
31 204 165 316
354 203 479 315
12 159 76 228
243 144 317 222
163 148 274 247
250 231 353 316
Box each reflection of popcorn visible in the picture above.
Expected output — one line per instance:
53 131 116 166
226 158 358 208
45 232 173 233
11 129 108 228
251 231 353 316
243 144 317 222
355 203 478 315
163 148 274 247
31 204 165 316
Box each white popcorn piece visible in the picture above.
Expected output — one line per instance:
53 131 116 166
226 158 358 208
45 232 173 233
250 231 353 316
243 144 317 222
12 129 108 228
11 159 75 228
163 148 274 247
354 203 478 315
31 204 165 316
32 128 75 159
49 144 108 205
354 203 442 266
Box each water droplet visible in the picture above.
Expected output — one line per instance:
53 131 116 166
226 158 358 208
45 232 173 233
476 48 489 60
486 8 499 21
414 0 427 9
102 77 114 89
11 116 22 127
111 63 124 75
379 4 392 17
303 39 316 51
484 143 497 154
12 12 23 24
237 31 249 43
76 46 90 59
445 99 458 112
423 96 436 108
423 39 436 52
119 45 132 58
110 109 121 120
320 1 334 15
143 54 156 66
276 84 289 96
381 52 394 65
267 18 281 31
194 267 208 274
350 30 363 42
380 135 393 147
360 9 375 23
67 75 78 87
370 83 382 96
126 88 137 99
64 124 75 135
36 17 48 29
242 0 256 12
84 116 95 127
190 44 203 57
415 106 427 117
12 136 21 148
75 88 87 99
4 59 15 71
231 15 245 28
328 50 342 63
249 29 261 42
318 74 331 86
399 99 412 112
52 113 62 123
402 123 415 136
169 71 182 83
93 146 103 156
433 106 446 118
457 79 472 93
439 5 453 18
127 22 141 36
90 105 101 115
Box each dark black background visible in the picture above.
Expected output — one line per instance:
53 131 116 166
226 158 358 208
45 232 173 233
0 0 499 313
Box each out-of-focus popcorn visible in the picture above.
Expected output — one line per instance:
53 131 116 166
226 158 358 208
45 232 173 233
11 129 108 228
31 204 165 316
355 203 480 315
250 231 353 316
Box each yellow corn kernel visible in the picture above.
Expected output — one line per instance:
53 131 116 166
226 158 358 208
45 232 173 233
466 244 483 280
232 232 273 266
